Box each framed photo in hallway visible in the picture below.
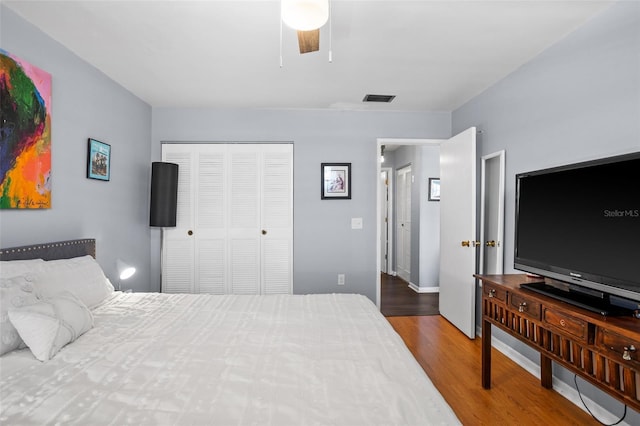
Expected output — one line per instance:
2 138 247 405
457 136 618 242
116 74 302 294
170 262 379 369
321 163 351 199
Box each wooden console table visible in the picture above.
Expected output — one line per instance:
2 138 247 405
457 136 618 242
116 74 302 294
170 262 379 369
477 274 640 411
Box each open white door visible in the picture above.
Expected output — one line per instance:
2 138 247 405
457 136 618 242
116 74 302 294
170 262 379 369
439 127 477 338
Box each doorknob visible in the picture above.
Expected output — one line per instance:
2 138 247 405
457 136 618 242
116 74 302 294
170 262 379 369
187 230 193 236
261 230 267 235
461 241 481 247
486 240 496 247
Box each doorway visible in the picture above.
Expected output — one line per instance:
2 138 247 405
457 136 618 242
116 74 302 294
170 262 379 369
376 139 440 314
376 130 491 338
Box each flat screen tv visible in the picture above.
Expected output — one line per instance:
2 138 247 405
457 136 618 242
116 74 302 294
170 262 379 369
514 151 640 313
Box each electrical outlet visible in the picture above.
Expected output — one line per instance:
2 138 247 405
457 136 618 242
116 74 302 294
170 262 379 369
338 274 345 285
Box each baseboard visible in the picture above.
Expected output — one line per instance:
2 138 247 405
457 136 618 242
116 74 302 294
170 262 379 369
408 283 439 293
477 325 631 425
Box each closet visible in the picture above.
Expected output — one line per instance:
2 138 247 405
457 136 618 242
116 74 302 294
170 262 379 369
161 143 293 294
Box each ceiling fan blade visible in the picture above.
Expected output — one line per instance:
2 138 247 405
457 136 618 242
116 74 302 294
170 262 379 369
297 29 320 54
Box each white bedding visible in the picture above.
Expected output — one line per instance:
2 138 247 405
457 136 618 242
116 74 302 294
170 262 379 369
0 292 459 425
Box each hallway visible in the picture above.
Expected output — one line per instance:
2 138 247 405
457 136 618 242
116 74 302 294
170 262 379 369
380 273 439 317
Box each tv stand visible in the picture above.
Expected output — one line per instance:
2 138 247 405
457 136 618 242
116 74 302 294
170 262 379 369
477 274 640 412
520 281 632 316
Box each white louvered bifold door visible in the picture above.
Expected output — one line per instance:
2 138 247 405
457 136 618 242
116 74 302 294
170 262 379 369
228 145 261 294
161 147 195 293
161 143 292 295
195 146 227 294
261 145 293 294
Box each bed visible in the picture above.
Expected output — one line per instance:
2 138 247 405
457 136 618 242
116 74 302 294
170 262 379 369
0 239 460 425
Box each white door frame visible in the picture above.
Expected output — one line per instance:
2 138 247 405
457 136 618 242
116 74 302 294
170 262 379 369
376 138 442 308
479 150 506 275
380 167 393 274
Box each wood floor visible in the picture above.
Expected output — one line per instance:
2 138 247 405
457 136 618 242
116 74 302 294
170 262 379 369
380 273 439 316
387 315 602 425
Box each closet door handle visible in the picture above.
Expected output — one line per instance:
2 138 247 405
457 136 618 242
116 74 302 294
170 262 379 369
188 230 193 236
261 230 267 235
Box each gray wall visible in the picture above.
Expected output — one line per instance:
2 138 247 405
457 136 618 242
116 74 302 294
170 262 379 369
151 109 451 301
453 0 639 420
0 6 152 290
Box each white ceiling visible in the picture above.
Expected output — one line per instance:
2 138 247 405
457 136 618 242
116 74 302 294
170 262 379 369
4 0 614 111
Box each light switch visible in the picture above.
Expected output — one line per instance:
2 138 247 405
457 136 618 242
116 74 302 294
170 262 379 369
351 217 363 229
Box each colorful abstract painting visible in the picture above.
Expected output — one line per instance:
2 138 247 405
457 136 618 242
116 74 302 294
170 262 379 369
0 50 52 209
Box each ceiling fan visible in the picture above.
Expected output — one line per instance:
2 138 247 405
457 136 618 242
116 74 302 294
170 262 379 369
281 0 329 54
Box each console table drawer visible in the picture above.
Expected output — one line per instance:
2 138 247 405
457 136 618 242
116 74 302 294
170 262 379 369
543 307 591 343
509 293 541 320
597 328 640 366
483 283 507 303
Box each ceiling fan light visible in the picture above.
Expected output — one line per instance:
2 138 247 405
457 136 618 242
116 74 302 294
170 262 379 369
282 0 329 31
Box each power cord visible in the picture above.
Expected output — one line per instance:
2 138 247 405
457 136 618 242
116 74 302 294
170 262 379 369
574 374 627 425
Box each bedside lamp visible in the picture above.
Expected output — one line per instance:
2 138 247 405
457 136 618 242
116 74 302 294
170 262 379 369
116 259 136 291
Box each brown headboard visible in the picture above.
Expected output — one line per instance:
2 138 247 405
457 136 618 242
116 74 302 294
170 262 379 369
0 239 96 261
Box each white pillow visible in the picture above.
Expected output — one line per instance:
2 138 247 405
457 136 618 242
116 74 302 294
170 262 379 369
0 276 39 355
0 259 45 279
29 255 114 308
8 291 93 362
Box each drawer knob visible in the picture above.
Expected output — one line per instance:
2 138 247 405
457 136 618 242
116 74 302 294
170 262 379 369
518 302 527 313
488 289 496 298
623 345 636 361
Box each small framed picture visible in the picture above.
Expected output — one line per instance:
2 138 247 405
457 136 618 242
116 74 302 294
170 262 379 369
87 138 111 181
428 177 440 201
321 163 351 199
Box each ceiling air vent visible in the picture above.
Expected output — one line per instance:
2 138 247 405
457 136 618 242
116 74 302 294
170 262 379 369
363 94 396 103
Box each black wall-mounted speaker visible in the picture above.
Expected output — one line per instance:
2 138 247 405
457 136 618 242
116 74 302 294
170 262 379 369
150 162 178 227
